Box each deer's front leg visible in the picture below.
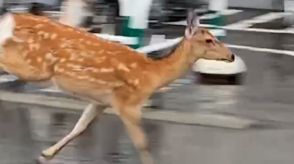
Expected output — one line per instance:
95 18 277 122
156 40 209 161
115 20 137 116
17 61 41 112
120 107 154 164
114 100 154 164
40 103 105 160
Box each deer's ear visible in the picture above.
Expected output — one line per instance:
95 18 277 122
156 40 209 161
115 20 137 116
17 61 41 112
185 9 199 39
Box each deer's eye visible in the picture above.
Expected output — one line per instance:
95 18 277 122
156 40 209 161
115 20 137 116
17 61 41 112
205 39 213 44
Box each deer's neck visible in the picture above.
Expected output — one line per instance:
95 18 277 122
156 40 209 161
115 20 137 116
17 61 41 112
150 40 199 88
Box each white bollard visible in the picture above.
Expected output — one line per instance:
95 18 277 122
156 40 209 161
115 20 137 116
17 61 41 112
128 0 153 30
209 0 228 11
284 0 294 12
283 0 294 25
118 0 133 17
59 0 91 27
208 0 228 39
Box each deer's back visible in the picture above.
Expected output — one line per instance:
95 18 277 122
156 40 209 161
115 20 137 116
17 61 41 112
10 14 156 91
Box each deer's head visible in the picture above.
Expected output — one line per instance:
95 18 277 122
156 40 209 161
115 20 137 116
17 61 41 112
184 9 234 63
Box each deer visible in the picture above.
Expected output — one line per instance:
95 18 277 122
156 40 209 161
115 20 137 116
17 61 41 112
0 9 234 164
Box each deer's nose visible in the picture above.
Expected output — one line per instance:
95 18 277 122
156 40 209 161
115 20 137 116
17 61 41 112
230 54 235 62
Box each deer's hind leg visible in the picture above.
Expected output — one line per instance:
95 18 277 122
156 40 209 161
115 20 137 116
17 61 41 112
38 75 113 162
40 103 105 160
0 49 53 81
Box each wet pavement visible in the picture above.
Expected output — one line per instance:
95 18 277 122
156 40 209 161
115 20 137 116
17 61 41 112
1 101 294 164
1 46 294 164
0 103 294 164
1 8 294 164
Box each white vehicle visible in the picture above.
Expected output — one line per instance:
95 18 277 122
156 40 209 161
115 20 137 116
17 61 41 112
192 55 247 84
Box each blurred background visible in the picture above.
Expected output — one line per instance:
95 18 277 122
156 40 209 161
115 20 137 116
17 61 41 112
2 0 294 164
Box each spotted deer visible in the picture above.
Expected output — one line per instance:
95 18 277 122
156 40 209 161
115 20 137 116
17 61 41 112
0 9 234 164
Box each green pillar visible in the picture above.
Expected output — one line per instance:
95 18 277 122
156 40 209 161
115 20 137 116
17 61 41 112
118 0 152 49
117 16 142 49
208 0 227 40
206 11 225 40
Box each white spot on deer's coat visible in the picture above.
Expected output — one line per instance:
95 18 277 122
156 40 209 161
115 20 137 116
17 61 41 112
45 53 55 60
69 54 78 60
60 44 67 48
43 32 50 39
97 50 104 54
60 58 66 63
65 49 73 54
12 36 24 43
41 18 49 23
100 68 114 73
95 56 106 63
35 24 44 28
27 38 34 43
84 67 96 72
89 51 95 55
77 75 89 79
108 51 120 55
77 58 85 62
65 71 76 77
29 43 40 51
37 57 42 63
106 51 114 55
56 67 65 72
130 63 138 68
26 59 32 64
50 33 58 40
69 64 84 71
0 14 15 46
117 63 130 72
37 31 45 36
133 79 139 85
97 80 107 84
89 78 96 82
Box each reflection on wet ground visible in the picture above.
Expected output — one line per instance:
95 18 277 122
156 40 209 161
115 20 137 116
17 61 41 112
159 49 294 123
1 101 294 164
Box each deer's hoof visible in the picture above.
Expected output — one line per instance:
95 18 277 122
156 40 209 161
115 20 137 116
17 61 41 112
41 148 56 159
36 156 50 164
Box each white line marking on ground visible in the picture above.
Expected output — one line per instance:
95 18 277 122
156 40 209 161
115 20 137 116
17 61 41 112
283 25 294 32
164 12 294 34
201 9 243 20
138 35 294 57
40 87 62 93
225 12 291 29
221 26 294 34
227 44 294 56
168 23 294 34
0 75 18 83
221 9 243 16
